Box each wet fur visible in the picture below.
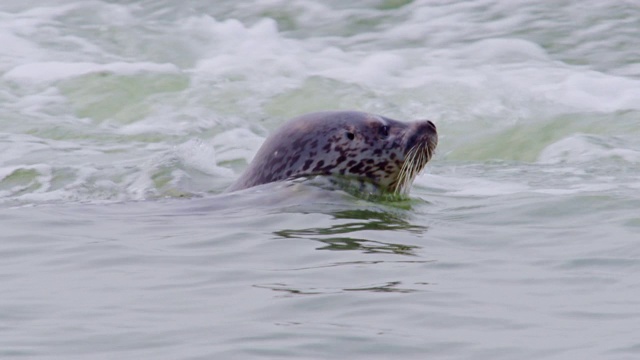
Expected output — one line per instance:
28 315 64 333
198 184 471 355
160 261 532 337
227 111 437 194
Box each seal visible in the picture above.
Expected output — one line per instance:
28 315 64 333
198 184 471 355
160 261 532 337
227 110 437 195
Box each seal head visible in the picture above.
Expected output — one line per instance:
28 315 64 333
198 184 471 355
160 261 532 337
227 111 437 195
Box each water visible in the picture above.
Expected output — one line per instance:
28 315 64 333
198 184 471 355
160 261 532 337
1 0 640 359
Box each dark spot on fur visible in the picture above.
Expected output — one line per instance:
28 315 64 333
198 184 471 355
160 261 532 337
302 159 314 171
347 160 356 167
312 160 325 171
274 164 286 177
350 163 363 173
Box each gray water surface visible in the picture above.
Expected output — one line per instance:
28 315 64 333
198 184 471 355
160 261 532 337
1 0 640 359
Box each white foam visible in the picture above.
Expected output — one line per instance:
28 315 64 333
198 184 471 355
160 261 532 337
416 173 530 197
7 87 71 119
538 134 640 164
530 71 640 112
115 110 218 137
212 128 266 164
0 133 50 164
1 0 639 206
0 32 41 70
187 17 304 80
174 139 234 177
461 38 551 64
439 40 640 114
158 5 640 118
0 3 104 71
317 53 407 88
124 168 155 201
3 61 181 83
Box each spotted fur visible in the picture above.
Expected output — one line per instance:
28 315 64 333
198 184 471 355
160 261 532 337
227 111 438 194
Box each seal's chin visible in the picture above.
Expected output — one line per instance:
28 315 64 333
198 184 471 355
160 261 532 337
390 121 438 195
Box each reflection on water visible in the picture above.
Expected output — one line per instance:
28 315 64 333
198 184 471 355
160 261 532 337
274 209 428 255
315 237 417 255
255 280 425 295
343 280 419 293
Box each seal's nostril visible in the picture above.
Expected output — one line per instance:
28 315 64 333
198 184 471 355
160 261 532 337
415 120 436 134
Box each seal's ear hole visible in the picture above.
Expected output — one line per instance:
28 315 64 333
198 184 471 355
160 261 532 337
346 131 355 140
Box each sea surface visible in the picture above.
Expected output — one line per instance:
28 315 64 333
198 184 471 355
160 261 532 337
1 1 640 359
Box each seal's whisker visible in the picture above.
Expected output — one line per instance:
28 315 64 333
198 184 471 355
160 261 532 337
396 144 421 194
394 140 435 195
407 146 420 191
396 149 411 193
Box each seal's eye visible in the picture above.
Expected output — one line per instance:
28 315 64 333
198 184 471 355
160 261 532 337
346 131 355 140
379 125 389 137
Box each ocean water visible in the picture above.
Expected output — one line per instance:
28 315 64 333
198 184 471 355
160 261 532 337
1 1 640 359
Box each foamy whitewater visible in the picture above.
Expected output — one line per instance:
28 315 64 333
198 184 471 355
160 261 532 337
1 1 639 359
